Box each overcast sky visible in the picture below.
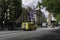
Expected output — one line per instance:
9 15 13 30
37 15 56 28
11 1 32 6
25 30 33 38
22 0 49 18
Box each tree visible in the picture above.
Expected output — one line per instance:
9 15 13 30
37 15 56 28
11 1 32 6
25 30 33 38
0 0 22 21
22 7 29 22
0 0 22 30
10 0 22 21
42 0 60 22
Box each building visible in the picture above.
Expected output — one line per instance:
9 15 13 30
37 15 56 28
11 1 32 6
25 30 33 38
22 6 46 27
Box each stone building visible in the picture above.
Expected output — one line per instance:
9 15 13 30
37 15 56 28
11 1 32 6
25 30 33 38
22 7 46 27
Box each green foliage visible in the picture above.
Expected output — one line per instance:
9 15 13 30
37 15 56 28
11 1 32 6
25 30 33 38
42 0 60 13
55 14 60 22
0 0 22 21
42 0 60 21
9 0 22 21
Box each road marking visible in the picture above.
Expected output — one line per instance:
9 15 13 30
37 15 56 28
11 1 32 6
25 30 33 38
0 32 19 37
0 31 34 37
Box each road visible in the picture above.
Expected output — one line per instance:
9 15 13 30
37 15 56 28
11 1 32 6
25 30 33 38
0 28 60 40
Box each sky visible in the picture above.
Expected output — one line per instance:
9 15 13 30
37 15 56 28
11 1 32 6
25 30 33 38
22 0 42 8
22 0 49 18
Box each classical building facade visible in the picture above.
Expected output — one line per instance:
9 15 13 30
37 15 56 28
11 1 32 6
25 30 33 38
22 7 46 27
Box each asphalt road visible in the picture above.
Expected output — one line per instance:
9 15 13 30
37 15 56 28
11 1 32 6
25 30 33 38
0 28 60 40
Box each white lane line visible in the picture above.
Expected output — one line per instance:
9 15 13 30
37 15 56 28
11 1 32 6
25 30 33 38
0 33 18 37
0 31 23 36
0 31 23 37
0 31 20 34
0 31 34 37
